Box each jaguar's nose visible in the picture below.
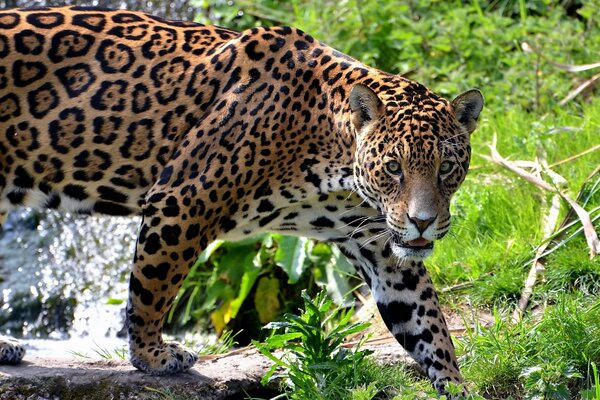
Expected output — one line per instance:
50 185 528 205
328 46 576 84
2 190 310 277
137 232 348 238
407 213 437 234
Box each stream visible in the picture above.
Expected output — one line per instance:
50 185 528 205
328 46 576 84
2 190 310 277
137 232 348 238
0 210 138 357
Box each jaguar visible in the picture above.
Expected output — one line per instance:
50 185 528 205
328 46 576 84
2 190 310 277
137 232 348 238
0 6 483 396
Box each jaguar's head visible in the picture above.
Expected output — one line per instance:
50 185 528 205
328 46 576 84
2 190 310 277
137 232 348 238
349 80 483 261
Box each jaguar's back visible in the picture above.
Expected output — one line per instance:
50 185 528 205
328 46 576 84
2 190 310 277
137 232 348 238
0 6 237 215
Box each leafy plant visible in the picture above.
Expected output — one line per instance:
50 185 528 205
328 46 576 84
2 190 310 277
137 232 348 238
521 363 582 400
254 289 372 400
167 235 359 341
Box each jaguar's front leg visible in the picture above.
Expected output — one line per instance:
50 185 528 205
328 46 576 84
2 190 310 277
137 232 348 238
126 192 201 374
338 242 465 397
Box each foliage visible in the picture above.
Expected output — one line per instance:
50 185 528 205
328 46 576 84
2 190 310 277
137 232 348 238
253 289 373 400
458 295 600 398
167 234 358 342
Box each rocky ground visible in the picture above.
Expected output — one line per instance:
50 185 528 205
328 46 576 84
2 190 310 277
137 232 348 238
0 343 416 400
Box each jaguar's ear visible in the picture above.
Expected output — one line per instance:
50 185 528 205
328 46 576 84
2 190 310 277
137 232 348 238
349 84 384 133
451 89 484 134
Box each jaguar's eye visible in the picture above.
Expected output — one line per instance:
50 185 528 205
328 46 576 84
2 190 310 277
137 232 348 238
439 161 453 174
385 160 402 175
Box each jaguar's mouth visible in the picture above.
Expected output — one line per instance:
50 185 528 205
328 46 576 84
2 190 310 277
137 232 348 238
391 233 433 249
403 237 433 250
390 234 434 260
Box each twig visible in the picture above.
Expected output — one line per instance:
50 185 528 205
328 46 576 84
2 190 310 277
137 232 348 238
549 143 600 168
521 42 600 72
440 272 492 293
559 72 600 106
484 136 599 258
512 194 561 322
555 165 600 235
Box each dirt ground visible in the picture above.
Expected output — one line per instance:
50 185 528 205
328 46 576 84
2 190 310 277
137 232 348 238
0 343 415 400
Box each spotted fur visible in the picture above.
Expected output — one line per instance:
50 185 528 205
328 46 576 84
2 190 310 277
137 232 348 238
0 6 483 396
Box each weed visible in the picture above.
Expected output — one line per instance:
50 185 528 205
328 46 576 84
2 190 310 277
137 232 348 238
254 289 372 400
458 294 600 398
91 343 128 360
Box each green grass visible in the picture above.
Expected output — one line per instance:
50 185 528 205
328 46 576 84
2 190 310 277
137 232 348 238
458 294 600 399
189 1 600 398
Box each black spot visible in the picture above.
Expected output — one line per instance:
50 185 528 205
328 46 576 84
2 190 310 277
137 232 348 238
401 269 421 291
96 39 136 74
26 12 64 29
0 93 21 122
28 82 60 118
310 216 335 229
257 199 275 213
219 216 237 232
377 300 414 327
72 13 107 32
63 184 89 201
154 297 166 312
253 179 273 200
0 34 9 58
97 185 128 203
7 190 24 205
0 13 19 29
14 29 44 55
186 224 200 240
182 247 196 261
421 328 434 343
420 287 434 301
48 30 95 63
93 201 132 216
45 194 61 209
142 262 170 280
140 287 154 306
245 40 265 61
259 211 281 227
55 63 96 97
13 166 34 188
143 232 161 255
394 332 421 353
161 225 181 246
294 40 309 50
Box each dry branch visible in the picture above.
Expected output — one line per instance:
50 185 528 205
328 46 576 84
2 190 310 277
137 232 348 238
512 194 561 322
485 138 600 258
559 72 600 106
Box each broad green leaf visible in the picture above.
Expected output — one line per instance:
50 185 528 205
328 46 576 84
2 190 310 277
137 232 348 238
274 235 308 283
317 246 355 305
218 246 256 281
262 332 303 348
196 240 223 263
210 299 232 335
254 276 282 323
229 263 261 319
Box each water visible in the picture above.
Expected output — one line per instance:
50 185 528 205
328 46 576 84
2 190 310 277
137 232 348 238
0 210 139 355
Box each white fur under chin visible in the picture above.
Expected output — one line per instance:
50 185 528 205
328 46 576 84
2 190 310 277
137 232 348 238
391 242 434 261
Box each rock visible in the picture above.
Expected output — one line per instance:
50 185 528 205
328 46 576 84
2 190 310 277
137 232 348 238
0 342 417 399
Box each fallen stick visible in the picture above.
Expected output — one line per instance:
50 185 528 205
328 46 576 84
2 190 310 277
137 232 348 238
559 72 600 106
512 194 561 322
485 138 600 258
